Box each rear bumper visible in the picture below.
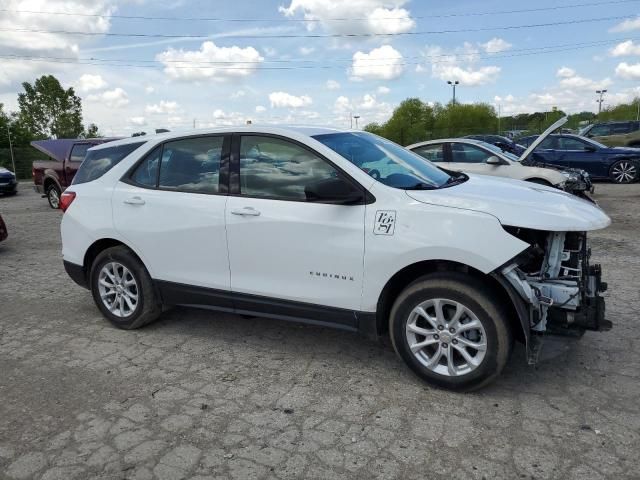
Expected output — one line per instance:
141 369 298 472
63 260 88 289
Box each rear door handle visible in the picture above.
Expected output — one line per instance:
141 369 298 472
124 196 145 206
230 207 260 216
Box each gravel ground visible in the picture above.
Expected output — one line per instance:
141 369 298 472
0 182 639 480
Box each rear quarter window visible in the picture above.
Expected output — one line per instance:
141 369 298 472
73 142 146 185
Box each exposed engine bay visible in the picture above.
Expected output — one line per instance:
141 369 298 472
500 226 609 363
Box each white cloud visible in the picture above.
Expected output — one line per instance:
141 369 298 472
269 91 313 108
210 109 247 126
480 38 512 54
255 105 267 113
129 117 147 126
76 74 108 93
156 41 264 82
350 45 404 81
87 88 129 108
279 0 415 35
422 43 501 86
332 93 393 125
145 86 155 94
377 86 390 94
299 46 315 55
610 40 640 57
556 67 611 90
333 95 353 114
616 62 640 80
326 79 341 90
557 67 576 78
263 46 277 57
231 90 246 99
145 100 180 114
610 17 640 32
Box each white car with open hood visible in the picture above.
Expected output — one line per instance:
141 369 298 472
407 117 593 199
60 125 611 390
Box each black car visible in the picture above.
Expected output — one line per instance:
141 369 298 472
0 167 18 195
518 134 640 183
464 134 526 156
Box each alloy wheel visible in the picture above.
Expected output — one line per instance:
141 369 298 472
48 189 60 208
98 262 139 318
405 298 487 377
612 161 637 183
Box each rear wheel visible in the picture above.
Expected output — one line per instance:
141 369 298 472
90 246 162 329
610 160 638 183
389 272 513 391
46 184 61 209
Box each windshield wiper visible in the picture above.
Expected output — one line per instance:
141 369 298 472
404 182 437 190
444 174 467 186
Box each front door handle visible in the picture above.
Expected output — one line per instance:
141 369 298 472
124 196 145 206
230 207 261 216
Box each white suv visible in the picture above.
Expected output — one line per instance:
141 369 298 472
60 126 611 390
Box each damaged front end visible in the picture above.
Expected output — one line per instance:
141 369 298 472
497 227 609 364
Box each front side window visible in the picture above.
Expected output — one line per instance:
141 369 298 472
589 125 611 136
158 136 223 194
450 143 493 163
70 143 91 162
313 131 452 189
73 142 146 185
239 136 339 200
412 144 446 163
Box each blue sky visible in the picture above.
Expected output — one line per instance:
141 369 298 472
2 0 640 135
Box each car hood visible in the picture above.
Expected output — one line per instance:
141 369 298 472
605 146 640 155
406 174 611 232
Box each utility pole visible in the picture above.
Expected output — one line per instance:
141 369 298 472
497 104 501 134
596 89 607 115
350 112 353 129
193 118 196 129
447 80 459 105
353 115 360 129
6 124 16 175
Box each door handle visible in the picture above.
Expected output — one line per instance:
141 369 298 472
230 207 260 216
124 196 145 206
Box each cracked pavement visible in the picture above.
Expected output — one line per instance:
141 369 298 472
0 183 639 479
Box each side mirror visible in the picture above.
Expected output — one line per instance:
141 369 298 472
486 155 502 165
305 177 364 205
584 145 597 152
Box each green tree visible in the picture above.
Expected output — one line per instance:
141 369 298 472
84 123 101 138
363 98 435 145
0 103 9 147
434 102 497 137
18 75 84 139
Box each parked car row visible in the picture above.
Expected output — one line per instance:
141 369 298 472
57 124 611 391
0 167 18 196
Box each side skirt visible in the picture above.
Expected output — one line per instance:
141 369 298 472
155 280 378 336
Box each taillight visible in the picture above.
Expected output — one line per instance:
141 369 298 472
59 191 76 212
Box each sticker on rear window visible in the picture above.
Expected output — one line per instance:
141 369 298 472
374 210 396 235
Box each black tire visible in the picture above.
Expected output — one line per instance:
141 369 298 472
609 160 638 184
526 178 553 187
90 246 162 329
46 184 61 209
389 272 513 391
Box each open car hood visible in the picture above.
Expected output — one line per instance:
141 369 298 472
519 116 568 162
406 174 610 232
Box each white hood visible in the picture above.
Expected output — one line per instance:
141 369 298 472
406 175 611 232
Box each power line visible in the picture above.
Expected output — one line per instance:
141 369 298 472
0 40 625 70
1 0 638 22
0 37 629 66
0 15 635 39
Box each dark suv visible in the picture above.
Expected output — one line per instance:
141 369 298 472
580 121 640 148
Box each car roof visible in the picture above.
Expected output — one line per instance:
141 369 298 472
407 138 489 148
88 125 352 150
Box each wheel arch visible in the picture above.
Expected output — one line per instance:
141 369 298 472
43 175 61 192
373 259 526 345
82 238 147 283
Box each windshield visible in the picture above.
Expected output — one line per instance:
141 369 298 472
312 131 453 189
479 141 520 162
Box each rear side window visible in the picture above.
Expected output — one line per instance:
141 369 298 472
130 145 161 187
412 144 445 162
158 136 223 194
73 142 145 185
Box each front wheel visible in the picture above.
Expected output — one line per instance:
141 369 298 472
90 246 162 329
389 272 513 391
46 184 61 209
610 160 638 183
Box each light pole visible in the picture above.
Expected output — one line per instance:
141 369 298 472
447 80 459 104
6 124 16 175
353 115 360 129
596 89 607 115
